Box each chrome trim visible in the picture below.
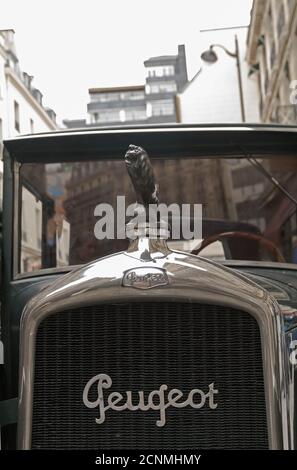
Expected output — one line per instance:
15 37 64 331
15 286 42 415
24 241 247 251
6 123 297 142
13 259 297 282
13 265 81 281
18 241 291 449
222 260 297 271
284 329 297 449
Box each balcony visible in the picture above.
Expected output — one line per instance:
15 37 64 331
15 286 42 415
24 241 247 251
275 105 297 125
87 99 146 111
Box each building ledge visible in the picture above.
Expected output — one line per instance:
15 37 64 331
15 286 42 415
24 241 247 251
89 85 145 94
87 99 147 111
145 75 176 83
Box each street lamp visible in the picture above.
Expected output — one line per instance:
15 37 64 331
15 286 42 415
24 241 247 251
200 35 246 123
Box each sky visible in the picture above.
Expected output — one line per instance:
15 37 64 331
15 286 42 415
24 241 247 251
1 0 253 124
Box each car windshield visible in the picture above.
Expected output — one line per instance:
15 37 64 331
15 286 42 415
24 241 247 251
19 153 297 274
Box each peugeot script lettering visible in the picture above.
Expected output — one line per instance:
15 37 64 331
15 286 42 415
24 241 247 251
83 373 218 427
122 267 169 289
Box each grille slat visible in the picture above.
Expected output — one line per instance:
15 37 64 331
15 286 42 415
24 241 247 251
32 302 268 449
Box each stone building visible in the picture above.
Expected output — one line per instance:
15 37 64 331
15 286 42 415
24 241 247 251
0 30 57 141
246 0 297 260
246 0 297 123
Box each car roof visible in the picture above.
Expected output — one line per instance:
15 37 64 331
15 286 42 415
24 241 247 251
4 123 297 163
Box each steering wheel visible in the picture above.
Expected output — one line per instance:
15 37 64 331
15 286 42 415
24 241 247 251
190 231 285 263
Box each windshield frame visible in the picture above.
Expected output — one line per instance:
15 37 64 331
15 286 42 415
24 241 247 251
5 124 297 164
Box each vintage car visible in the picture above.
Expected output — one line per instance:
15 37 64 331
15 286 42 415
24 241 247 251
0 124 297 449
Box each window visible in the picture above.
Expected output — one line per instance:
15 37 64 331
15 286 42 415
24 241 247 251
119 110 125 122
162 83 177 93
101 93 119 102
30 118 34 134
163 65 174 76
148 82 177 94
14 100 20 132
270 40 276 70
91 93 120 103
151 100 175 116
22 230 27 242
277 3 285 37
147 66 174 78
123 91 145 100
125 108 147 121
97 110 120 123
259 36 269 95
264 69 269 94
150 84 160 94
284 60 291 81
289 0 296 13
35 206 41 235
147 68 157 77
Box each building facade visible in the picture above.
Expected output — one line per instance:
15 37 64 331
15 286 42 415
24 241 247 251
246 0 297 124
64 45 188 128
0 30 69 272
246 0 297 258
144 44 188 124
0 30 57 142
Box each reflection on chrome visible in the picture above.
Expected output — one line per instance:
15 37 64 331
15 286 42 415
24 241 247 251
19 154 297 275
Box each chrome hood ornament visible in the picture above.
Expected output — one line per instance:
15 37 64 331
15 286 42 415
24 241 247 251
123 144 170 266
124 144 159 206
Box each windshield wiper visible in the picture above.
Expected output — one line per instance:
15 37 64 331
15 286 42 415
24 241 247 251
240 147 297 207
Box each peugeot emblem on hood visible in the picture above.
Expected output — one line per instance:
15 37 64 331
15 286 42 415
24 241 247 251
123 267 169 289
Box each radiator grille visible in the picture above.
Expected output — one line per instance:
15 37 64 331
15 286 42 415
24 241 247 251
32 302 268 449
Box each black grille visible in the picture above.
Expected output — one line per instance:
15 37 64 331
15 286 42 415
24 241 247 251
32 303 268 449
